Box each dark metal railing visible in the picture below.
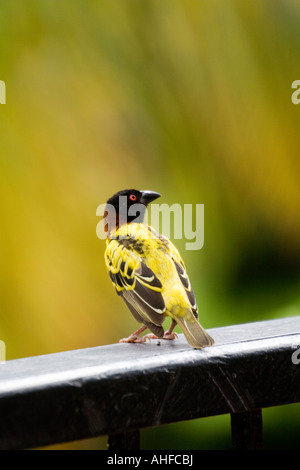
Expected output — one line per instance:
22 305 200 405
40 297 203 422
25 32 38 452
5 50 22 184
0 316 299 450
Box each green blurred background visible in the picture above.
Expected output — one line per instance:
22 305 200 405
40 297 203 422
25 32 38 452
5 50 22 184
1 0 300 449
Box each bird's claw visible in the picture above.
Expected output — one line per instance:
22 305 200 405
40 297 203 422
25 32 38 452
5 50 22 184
119 332 178 344
144 332 178 341
163 332 178 340
119 334 151 344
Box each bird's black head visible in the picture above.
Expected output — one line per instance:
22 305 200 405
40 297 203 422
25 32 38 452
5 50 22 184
104 189 160 235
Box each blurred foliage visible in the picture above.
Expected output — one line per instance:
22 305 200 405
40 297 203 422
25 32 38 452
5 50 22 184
1 0 300 449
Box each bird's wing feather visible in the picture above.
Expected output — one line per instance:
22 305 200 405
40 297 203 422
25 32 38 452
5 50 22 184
105 239 166 328
158 234 198 318
173 259 198 317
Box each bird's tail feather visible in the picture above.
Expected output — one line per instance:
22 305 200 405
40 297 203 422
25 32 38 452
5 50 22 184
175 316 214 349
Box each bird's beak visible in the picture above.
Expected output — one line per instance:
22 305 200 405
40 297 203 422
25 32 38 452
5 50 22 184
140 190 161 205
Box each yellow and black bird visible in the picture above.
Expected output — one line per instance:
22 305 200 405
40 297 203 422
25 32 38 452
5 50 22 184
104 189 214 349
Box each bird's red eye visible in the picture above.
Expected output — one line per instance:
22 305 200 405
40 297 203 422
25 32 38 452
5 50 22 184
129 194 137 201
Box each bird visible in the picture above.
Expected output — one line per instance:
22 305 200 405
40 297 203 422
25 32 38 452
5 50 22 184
103 189 214 349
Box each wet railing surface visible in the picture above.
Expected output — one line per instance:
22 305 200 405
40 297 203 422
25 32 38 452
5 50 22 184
0 316 300 450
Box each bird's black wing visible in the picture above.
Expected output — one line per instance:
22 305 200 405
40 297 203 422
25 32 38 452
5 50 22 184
105 239 166 332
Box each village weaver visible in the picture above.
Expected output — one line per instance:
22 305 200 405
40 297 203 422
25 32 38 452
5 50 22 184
103 189 214 349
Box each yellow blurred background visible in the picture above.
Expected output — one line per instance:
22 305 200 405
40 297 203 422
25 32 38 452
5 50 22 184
1 0 300 449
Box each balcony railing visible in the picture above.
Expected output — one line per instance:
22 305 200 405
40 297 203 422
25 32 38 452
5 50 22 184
0 316 299 450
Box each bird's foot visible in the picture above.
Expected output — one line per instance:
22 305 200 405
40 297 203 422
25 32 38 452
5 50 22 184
119 334 150 344
163 332 178 340
119 325 149 343
145 332 178 341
